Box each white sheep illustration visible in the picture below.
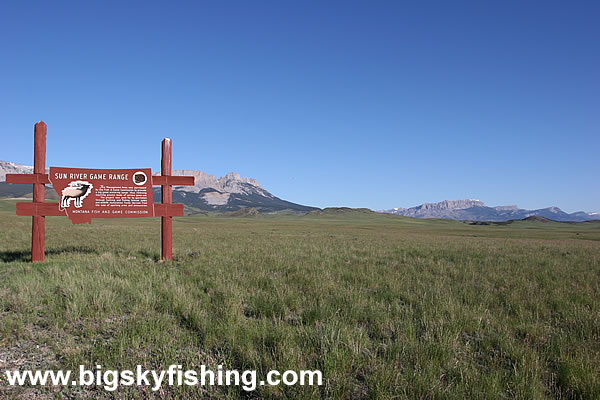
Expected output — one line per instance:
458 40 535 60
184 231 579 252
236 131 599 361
61 181 93 208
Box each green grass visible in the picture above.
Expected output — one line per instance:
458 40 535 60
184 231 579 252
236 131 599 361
1 200 599 399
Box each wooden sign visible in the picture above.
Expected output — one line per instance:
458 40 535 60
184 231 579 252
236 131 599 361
5 121 195 261
49 167 154 224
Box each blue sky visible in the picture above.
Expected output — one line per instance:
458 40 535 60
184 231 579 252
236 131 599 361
1 1 598 212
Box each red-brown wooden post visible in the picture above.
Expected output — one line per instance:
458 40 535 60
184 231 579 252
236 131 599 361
32 121 47 262
161 138 173 260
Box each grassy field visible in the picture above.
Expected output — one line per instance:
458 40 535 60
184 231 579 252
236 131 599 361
1 198 599 399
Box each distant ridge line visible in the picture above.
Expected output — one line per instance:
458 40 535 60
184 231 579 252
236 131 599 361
379 199 600 223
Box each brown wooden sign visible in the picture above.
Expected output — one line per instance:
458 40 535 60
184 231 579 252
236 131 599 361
6 121 195 261
50 167 154 224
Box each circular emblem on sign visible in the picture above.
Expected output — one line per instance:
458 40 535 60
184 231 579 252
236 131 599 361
133 171 147 186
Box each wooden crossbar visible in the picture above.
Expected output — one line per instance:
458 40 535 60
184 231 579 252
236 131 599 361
151 176 194 186
16 202 66 217
153 203 185 217
14 202 185 218
5 173 51 184
6 174 194 187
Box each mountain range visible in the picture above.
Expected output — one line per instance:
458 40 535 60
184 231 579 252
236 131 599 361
150 170 317 213
379 199 600 222
1 161 598 221
0 161 317 213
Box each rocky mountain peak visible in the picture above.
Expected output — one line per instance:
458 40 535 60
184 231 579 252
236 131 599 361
154 169 264 195
418 199 485 211
218 172 261 189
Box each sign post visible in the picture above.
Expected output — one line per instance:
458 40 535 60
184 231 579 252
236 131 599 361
32 121 47 262
6 121 194 262
161 138 173 260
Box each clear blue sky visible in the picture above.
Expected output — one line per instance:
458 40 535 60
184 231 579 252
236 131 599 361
1 1 598 212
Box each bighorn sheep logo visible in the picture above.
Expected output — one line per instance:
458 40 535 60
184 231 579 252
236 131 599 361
61 181 93 208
